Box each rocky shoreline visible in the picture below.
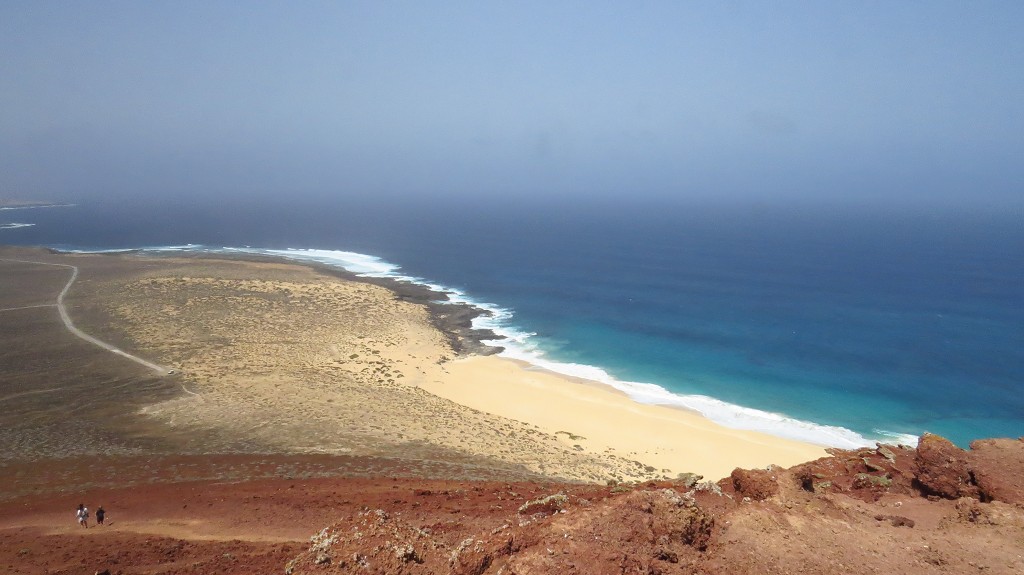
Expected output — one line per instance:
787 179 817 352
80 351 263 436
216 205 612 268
324 269 505 357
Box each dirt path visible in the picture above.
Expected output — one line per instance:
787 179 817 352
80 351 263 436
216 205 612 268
0 463 577 575
0 303 56 312
0 258 170 375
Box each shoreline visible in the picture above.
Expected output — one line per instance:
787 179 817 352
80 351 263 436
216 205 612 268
9 244 830 479
185 247 883 449
115 247 828 477
419 355 826 480
64 247 861 450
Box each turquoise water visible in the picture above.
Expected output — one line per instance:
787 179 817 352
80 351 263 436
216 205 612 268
5 198 1022 446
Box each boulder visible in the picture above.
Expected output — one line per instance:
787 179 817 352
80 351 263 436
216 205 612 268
914 433 979 499
729 467 779 501
517 493 568 516
968 437 1024 504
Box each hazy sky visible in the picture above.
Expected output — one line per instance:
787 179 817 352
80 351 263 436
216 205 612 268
2 1 1022 209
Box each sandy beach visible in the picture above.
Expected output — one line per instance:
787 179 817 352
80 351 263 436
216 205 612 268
422 356 825 480
1 246 823 482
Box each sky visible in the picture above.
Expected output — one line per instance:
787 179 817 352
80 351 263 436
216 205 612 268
1 1 1022 210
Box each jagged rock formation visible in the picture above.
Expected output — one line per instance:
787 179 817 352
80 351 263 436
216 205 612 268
914 433 980 499
3 435 1021 574
287 435 1024 575
965 437 1024 503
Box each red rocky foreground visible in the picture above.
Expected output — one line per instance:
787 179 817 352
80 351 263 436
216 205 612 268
2 434 1022 575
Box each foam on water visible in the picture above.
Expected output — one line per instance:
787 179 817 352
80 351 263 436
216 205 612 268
0 203 74 211
0 223 35 229
254 248 401 277
64 243 202 254
494 344 874 448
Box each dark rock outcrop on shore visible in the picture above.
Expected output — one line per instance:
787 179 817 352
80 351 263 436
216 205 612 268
249 254 507 357
128 250 508 357
283 434 1024 575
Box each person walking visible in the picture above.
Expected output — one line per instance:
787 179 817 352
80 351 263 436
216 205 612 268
76 503 89 528
96 506 106 525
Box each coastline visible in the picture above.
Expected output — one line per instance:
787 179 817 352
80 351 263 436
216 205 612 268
312 263 504 357
420 355 826 480
133 248 829 478
3 245 827 480
205 247 886 449
240 250 830 476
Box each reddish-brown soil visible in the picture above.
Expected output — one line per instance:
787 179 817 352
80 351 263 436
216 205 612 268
0 454 601 575
3 436 1022 575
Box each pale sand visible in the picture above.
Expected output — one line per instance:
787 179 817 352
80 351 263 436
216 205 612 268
51 252 826 482
420 356 826 481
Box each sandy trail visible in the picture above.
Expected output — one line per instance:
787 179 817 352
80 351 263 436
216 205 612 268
0 257 170 375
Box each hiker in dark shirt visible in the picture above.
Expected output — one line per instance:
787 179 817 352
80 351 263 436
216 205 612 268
96 506 106 525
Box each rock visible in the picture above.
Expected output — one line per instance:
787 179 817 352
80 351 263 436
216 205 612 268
674 501 715 551
950 497 1024 527
285 508 450 574
862 458 886 472
876 443 897 463
914 433 979 499
654 548 679 563
890 515 914 528
730 468 779 501
874 514 915 528
968 438 1024 504
675 472 703 489
517 493 568 515
394 544 421 563
694 480 725 497
795 465 833 493
853 473 893 490
450 537 497 575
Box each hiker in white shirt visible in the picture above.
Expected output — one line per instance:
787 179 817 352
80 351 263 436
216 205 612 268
76 503 89 528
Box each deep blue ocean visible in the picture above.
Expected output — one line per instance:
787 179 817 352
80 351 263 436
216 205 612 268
4 197 1022 447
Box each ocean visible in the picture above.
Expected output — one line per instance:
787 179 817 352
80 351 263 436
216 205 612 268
4 197 1022 448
